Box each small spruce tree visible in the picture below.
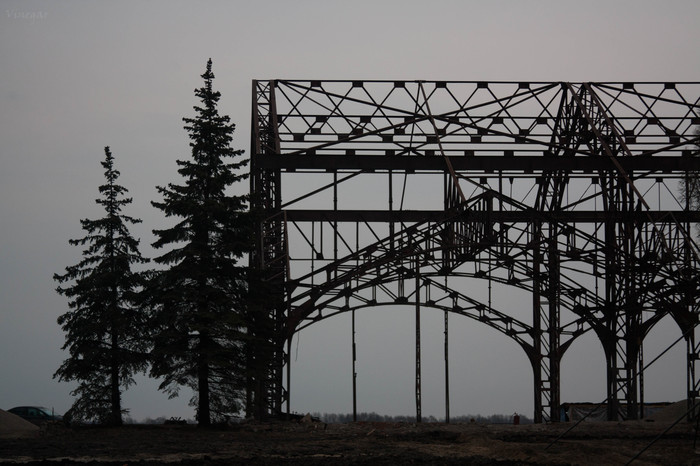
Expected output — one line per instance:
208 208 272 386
54 147 149 425
148 59 249 426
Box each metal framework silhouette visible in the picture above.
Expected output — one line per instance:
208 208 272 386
249 80 700 423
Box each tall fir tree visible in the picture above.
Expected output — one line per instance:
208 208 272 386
148 59 249 425
54 147 149 425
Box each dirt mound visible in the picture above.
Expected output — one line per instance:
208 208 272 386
0 409 39 438
646 400 691 424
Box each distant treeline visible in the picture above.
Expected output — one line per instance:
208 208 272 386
311 412 533 424
135 412 532 425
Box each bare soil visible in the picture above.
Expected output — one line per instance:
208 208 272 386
0 410 38 438
0 418 698 465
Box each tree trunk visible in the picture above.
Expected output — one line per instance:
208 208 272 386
110 328 122 426
197 333 211 426
109 278 122 426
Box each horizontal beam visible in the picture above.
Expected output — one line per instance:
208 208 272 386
256 155 700 173
284 209 700 223
273 80 700 85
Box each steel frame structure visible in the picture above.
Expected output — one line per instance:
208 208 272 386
249 80 700 423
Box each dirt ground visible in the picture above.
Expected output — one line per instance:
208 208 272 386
0 418 698 465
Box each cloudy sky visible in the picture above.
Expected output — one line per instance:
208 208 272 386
1 0 699 421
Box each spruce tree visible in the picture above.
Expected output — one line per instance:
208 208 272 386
148 59 249 425
54 147 149 425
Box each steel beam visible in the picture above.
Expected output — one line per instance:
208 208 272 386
257 154 700 173
283 209 700 223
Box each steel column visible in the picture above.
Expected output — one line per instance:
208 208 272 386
415 258 422 423
352 310 357 422
444 309 450 424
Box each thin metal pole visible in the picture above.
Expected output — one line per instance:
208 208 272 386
532 222 543 423
286 338 292 416
389 169 395 251
333 171 338 262
415 258 422 423
639 342 644 419
444 309 450 423
352 310 357 422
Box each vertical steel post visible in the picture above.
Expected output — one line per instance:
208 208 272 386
684 172 700 421
415 257 422 423
531 221 544 423
638 344 644 419
444 309 450 423
249 79 285 419
333 171 338 263
352 310 357 422
389 170 395 251
547 225 561 422
688 334 699 421
286 338 291 416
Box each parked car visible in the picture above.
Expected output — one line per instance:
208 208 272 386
7 406 62 425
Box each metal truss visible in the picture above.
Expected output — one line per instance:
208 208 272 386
249 80 700 423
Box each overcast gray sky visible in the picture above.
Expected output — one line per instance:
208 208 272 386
1 0 699 421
